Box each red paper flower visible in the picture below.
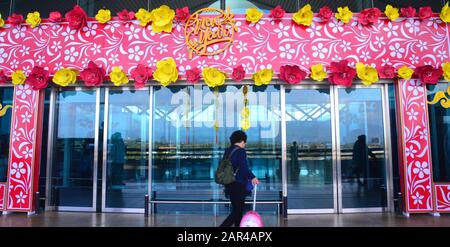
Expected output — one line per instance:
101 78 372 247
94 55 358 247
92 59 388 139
418 6 432 21
414 65 443 85
231 65 246 82
400 6 416 18
8 13 24 26
131 64 152 88
318 6 333 23
175 7 190 22
117 9 135 22
48 11 62 22
80 61 105 86
186 68 201 83
327 60 356 87
26 66 49 90
279 65 307 84
378 65 396 79
269 5 285 20
0 70 7 84
358 8 381 26
65 5 88 30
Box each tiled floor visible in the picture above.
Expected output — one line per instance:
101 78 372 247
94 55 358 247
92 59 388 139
1 211 450 227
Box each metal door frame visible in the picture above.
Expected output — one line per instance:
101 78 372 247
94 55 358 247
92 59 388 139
45 87 100 212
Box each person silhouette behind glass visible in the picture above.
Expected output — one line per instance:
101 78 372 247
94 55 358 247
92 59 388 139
352 135 376 185
110 132 126 186
289 141 300 180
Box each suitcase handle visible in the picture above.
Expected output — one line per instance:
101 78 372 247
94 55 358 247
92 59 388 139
253 184 257 211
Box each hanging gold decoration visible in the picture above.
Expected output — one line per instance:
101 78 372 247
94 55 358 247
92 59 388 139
0 104 12 117
214 86 219 144
428 85 450 108
185 87 190 144
240 85 250 131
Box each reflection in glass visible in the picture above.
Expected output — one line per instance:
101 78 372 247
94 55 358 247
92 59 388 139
105 89 149 208
50 90 97 208
338 88 387 208
11 0 77 17
0 88 13 182
152 85 281 213
285 88 333 210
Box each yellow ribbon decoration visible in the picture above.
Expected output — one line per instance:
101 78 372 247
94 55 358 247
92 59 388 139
0 104 12 117
427 85 450 108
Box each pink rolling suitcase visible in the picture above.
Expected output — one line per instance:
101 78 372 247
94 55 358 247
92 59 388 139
240 184 264 227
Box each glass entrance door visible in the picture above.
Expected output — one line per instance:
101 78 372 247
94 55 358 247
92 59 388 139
47 88 100 211
285 85 389 213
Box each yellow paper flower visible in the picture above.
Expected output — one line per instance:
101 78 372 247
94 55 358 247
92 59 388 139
26 11 41 28
150 5 175 33
0 14 4 28
241 118 250 131
442 62 450 81
135 8 152 27
52 68 78 87
246 8 263 24
397 65 414 80
292 4 314 26
252 69 273 86
12 70 26 85
109 67 129 86
95 9 111 24
441 2 450 23
356 62 379 86
202 67 226 88
153 57 178 86
310 64 327 81
384 4 399 21
335 6 353 24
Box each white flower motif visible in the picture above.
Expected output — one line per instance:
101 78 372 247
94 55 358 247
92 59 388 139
332 54 342 62
360 51 371 61
242 63 253 74
383 22 398 38
22 66 31 76
109 54 119 64
405 19 420 34
419 129 428 140
248 20 265 30
373 36 385 49
11 162 26 179
128 46 144 61
407 84 423 96
21 111 32 123
147 57 157 68
206 44 220 60
19 46 30 56
82 23 98 37
329 19 344 33
90 44 101 55
227 56 237 66
279 44 295 60
416 40 428 52
61 27 76 42
51 41 62 52
274 22 289 38
235 41 248 53
21 146 33 159
54 62 63 71
36 55 46 65
0 32 6 43
306 22 322 38
81 58 90 68
340 41 352 52
381 58 392 66
12 131 21 142
10 59 19 69
299 55 309 65
389 43 405 59
256 51 267 62
64 47 79 63
156 43 168 54
437 50 448 61
176 53 187 64
413 161 430 179
412 192 424 205
405 145 418 158
124 24 141 41
407 108 419 121
259 64 272 70
426 18 443 29
197 60 207 69
178 65 191 73
12 26 27 39
312 43 328 59
105 22 121 33
15 191 27 205
33 24 48 36
409 54 419 65
0 48 8 64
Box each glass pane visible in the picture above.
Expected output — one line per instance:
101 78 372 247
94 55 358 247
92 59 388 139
0 87 13 182
300 0 371 12
285 88 333 210
152 85 281 214
428 83 450 182
79 0 148 16
338 88 387 208
50 90 97 208
11 0 77 17
150 1 219 12
105 89 149 208
226 0 299 13
0 0 9 18
373 0 446 13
